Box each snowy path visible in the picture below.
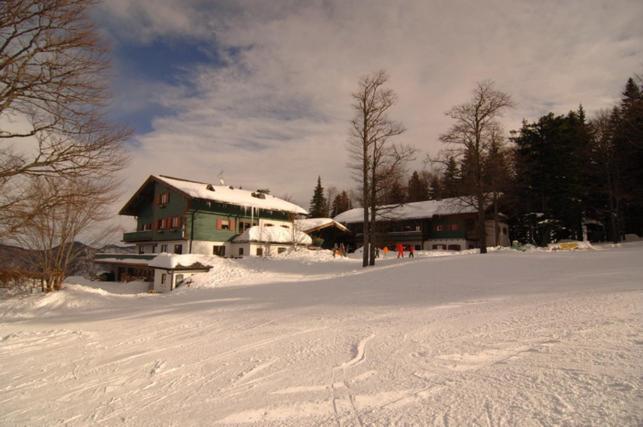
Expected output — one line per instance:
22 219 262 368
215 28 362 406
1 244 642 425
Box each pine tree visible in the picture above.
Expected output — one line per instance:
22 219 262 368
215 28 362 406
428 175 443 199
309 176 329 217
442 157 460 197
384 178 406 204
613 77 643 237
407 171 429 202
331 191 352 217
510 110 592 244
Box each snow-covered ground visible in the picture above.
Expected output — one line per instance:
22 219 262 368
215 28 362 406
1 243 642 425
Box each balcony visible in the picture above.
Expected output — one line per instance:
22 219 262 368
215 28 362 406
123 230 153 242
95 253 157 262
123 229 184 243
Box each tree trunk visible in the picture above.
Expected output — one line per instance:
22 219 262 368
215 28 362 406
478 194 487 254
493 192 499 246
362 133 370 268
369 204 376 266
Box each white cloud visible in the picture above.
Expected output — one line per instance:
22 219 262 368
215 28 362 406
100 0 643 217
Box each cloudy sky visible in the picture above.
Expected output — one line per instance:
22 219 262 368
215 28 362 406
94 0 642 216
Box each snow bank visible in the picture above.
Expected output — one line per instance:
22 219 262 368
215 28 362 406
0 278 152 319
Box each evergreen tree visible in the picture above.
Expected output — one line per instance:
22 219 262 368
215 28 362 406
309 176 329 217
510 109 592 244
407 171 429 202
613 77 643 237
331 191 352 217
428 174 443 199
383 178 407 204
442 157 460 197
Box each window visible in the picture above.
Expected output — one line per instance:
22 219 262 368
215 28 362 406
213 246 226 257
139 246 144 254
217 218 233 230
264 223 273 227
171 216 181 228
159 192 169 206
502 227 508 235
278 247 287 254
160 244 168 253
415 244 422 250
175 274 184 287
161 274 166 284
450 224 459 231
281 225 290 229
435 224 444 232
158 218 169 230
174 244 182 254
143 223 152 231
256 247 263 256
240 221 253 231
447 244 461 251
238 247 244 256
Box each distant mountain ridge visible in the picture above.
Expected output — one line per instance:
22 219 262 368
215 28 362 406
0 242 135 276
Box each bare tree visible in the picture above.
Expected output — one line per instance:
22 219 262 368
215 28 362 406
348 70 407 267
0 0 129 239
11 176 120 291
439 81 512 254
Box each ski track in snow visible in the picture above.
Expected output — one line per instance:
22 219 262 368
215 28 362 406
0 243 642 425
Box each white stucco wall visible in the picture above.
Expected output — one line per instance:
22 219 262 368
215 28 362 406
136 241 188 254
153 269 208 293
424 238 469 251
189 240 230 256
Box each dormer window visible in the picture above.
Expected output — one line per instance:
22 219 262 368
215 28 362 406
206 184 215 191
159 192 169 206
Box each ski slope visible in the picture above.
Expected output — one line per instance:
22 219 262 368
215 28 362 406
1 243 642 425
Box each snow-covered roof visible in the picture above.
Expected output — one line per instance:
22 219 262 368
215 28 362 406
333 198 479 224
295 218 350 233
94 257 152 266
233 225 312 245
148 254 212 270
154 175 307 215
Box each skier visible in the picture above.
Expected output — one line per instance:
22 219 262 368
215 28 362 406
396 243 404 258
382 246 389 258
408 244 415 258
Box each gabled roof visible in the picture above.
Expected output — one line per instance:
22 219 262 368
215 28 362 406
120 175 307 216
295 218 350 233
333 197 483 224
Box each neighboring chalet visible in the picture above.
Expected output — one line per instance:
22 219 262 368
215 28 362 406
334 197 510 251
294 218 352 250
95 175 308 291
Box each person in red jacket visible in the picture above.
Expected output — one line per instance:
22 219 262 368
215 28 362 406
396 243 404 258
408 244 415 258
